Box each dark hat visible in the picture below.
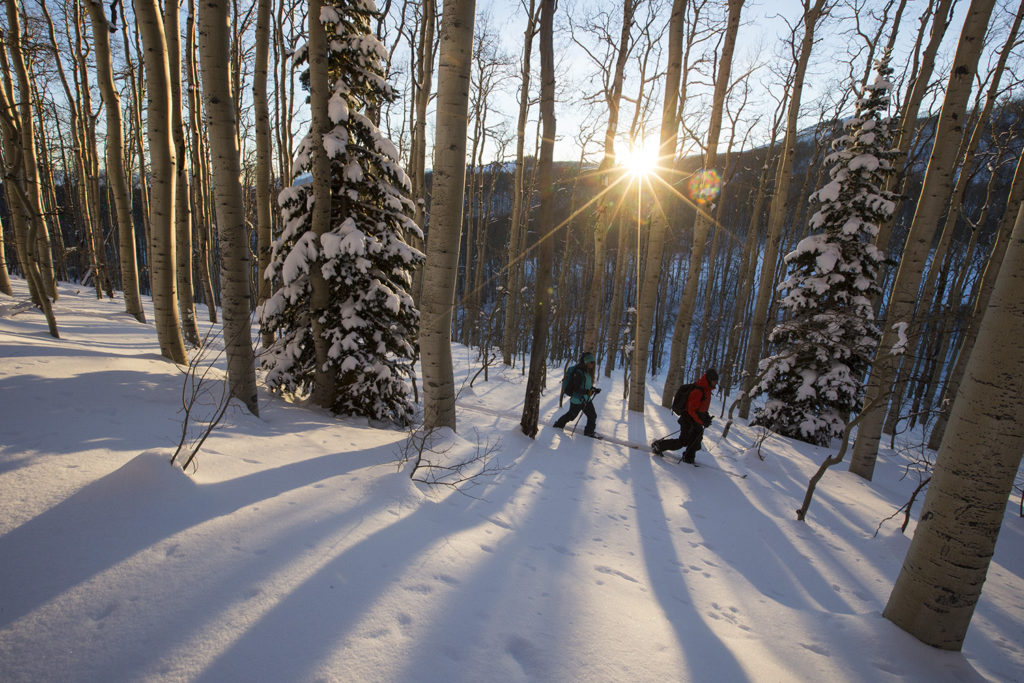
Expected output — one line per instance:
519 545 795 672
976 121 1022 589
706 368 719 384
582 352 596 364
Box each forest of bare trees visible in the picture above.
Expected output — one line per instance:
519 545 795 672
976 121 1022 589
2 0 1022 650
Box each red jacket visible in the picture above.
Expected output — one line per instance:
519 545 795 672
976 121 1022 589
686 374 714 423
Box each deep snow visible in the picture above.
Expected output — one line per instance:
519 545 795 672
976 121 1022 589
1 278 1021 682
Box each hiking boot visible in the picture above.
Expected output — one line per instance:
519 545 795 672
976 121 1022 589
651 441 664 456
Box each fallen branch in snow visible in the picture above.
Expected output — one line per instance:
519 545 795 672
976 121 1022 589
171 326 233 472
398 426 507 497
721 364 773 440
753 427 772 461
796 395 880 522
469 345 501 388
875 476 932 536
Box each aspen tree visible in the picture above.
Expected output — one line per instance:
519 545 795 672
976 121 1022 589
409 0 436 309
882 0 1023 437
185 0 219 322
133 0 188 363
663 0 744 407
255 0 275 347
0 0 58 336
928 151 1024 450
873 0 956 297
883 197 1024 650
581 0 636 358
627 0 686 413
849 0 997 480
166 0 201 347
0 214 10 295
519 0 556 438
84 0 146 322
421 0 476 430
502 0 538 367
198 0 260 415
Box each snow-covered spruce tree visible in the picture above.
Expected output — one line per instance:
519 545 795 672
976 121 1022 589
259 0 424 424
750 56 898 446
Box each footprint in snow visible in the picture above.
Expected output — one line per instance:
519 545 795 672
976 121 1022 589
506 636 545 677
403 583 433 594
594 565 639 583
800 642 829 656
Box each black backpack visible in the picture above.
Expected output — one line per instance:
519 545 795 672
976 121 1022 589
671 382 704 416
561 364 584 398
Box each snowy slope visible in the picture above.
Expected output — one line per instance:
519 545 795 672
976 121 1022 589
1 278 1021 682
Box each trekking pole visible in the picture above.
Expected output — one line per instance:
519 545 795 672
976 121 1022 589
662 426 682 439
570 391 596 435
570 409 584 435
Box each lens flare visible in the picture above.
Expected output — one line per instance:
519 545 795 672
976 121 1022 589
687 169 721 205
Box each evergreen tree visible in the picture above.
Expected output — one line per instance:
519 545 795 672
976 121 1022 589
751 56 897 446
260 0 424 424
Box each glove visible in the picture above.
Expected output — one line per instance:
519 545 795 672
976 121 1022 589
591 387 602 396
700 412 712 428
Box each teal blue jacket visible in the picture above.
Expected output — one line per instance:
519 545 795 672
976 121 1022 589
567 365 594 405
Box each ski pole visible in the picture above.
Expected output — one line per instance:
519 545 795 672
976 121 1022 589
570 408 583 434
661 426 682 440
570 390 597 435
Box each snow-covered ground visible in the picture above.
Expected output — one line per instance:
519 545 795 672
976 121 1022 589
1 278 1021 682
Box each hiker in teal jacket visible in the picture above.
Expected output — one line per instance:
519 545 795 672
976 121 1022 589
553 352 600 437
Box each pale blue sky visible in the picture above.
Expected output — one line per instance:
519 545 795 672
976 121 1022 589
468 0 979 163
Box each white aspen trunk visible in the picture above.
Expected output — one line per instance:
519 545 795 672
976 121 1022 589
502 0 537 367
420 0 476 431
0 0 58 335
849 0 997 480
627 0 687 413
883 197 1024 650
582 0 635 358
165 0 201 347
928 152 1024 450
663 0 744 407
63 0 108 301
306 0 338 410
873 0 955 302
0 212 11 295
410 0 435 309
197 0 259 416
133 0 188 364
602 211 631 378
737 0 830 419
122 23 154 273
254 0 274 347
889 0 1024 437
185 0 219 323
519 0 556 438
85 0 146 322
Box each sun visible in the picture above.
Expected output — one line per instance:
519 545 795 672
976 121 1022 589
621 142 659 177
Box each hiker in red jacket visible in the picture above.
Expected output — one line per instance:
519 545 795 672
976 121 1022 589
652 368 717 464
